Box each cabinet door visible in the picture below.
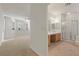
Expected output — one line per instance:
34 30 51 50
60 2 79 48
56 33 61 42
48 35 51 46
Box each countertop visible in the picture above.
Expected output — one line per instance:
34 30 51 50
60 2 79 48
48 31 61 35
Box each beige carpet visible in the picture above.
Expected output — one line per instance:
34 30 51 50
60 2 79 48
0 36 37 56
48 41 79 56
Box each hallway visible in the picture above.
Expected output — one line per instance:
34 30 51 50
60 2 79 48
48 41 79 56
0 36 37 56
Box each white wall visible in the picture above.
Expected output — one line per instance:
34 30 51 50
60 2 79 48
30 4 48 56
0 5 4 41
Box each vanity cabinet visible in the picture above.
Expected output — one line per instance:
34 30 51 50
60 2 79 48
48 33 61 46
48 34 52 46
51 33 61 42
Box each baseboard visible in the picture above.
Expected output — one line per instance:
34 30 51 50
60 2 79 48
30 48 39 56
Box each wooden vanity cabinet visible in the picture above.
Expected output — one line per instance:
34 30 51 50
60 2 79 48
48 33 61 46
48 35 51 46
51 33 61 42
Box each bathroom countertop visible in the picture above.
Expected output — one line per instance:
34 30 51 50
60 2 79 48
48 31 61 35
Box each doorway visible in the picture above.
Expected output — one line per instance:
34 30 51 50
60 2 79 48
48 3 79 56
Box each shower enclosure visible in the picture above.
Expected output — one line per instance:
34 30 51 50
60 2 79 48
61 13 79 45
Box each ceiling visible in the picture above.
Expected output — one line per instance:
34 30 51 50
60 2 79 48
48 3 66 14
0 3 30 18
1 3 79 19
48 3 79 14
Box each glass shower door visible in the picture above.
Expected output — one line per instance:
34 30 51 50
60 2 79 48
61 13 78 43
71 16 78 41
61 14 71 41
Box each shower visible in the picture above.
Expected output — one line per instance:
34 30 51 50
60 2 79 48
61 12 79 45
